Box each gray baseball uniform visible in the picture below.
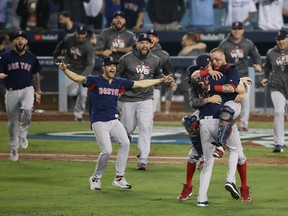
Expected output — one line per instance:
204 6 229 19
53 32 95 121
95 27 136 61
117 46 163 166
263 44 288 149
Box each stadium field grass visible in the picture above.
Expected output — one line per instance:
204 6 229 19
0 160 288 216
0 121 288 215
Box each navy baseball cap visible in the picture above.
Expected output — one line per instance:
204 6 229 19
275 29 287 40
102 56 119 66
113 11 126 19
76 24 87 34
196 53 210 69
187 65 199 73
13 30 27 40
147 29 159 38
137 33 152 43
232 21 243 30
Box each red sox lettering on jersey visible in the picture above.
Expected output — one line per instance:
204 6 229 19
7 62 32 71
99 87 120 96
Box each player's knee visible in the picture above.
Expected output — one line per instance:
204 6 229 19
188 154 201 163
220 105 234 122
238 155 246 165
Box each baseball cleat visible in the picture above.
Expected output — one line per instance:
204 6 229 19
137 163 147 171
272 145 284 153
112 176 132 189
178 184 193 201
240 186 251 202
19 137 28 149
10 149 19 161
225 182 240 200
89 176 101 190
197 201 209 207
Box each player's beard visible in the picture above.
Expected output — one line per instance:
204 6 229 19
113 21 125 31
15 43 26 53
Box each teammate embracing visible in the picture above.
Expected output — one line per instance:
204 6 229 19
178 53 251 204
0 30 42 161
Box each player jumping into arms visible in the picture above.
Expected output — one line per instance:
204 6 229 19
56 57 174 190
0 30 42 162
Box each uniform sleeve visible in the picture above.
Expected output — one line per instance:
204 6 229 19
162 54 174 75
248 41 262 65
95 31 106 51
82 42 95 76
119 77 134 90
263 51 272 79
33 57 42 74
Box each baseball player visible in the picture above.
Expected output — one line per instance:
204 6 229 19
117 33 167 171
95 11 136 61
0 30 42 161
261 29 288 153
218 21 262 131
53 24 95 122
191 49 245 159
178 54 251 203
147 29 176 113
56 57 174 190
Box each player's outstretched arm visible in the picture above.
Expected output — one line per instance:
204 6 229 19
132 75 175 88
56 61 86 84
0 73 7 79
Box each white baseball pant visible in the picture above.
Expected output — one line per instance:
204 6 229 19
271 90 288 147
120 99 154 165
91 119 130 179
5 86 34 150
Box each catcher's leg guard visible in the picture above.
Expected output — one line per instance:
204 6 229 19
182 115 202 155
216 105 235 146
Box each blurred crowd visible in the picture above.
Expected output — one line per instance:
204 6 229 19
1 0 288 32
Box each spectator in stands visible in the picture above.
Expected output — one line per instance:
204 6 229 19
218 21 262 132
175 32 207 112
95 11 136 61
57 0 89 25
5 0 20 29
147 29 176 114
255 0 284 30
104 0 120 27
0 0 8 30
147 0 186 31
83 0 104 29
187 0 214 30
53 24 95 122
224 0 257 29
120 0 146 30
16 0 50 31
47 0 61 30
283 0 288 25
58 11 79 34
261 29 288 153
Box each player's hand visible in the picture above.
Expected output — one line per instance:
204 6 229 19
209 70 223 80
240 77 252 85
208 95 222 104
234 93 245 103
56 60 70 71
0 73 8 79
35 92 41 105
103 49 113 56
162 74 175 83
236 81 246 94
253 64 262 72
170 82 177 91
261 78 268 87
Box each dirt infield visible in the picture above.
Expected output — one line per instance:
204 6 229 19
0 111 276 122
